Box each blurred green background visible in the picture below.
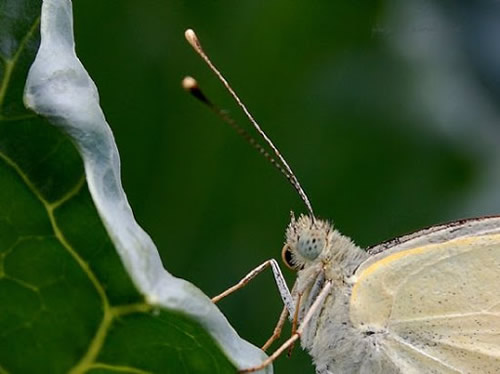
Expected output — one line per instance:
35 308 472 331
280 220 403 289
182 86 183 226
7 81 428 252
71 1 500 373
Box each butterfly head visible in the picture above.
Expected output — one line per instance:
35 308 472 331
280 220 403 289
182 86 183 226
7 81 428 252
282 214 332 270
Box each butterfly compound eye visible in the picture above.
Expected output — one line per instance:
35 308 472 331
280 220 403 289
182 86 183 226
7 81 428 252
297 234 324 261
281 244 298 270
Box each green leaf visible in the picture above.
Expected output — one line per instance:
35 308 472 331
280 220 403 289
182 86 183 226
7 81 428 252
0 0 269 373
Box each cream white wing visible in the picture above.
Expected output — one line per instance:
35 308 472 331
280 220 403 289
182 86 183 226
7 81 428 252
350 233 500 373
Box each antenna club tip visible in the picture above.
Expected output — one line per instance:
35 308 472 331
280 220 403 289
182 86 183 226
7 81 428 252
182 76 198 91
185 29 200 48
182 76 211 105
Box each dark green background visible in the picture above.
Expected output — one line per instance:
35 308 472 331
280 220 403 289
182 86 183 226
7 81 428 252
71 1 500 373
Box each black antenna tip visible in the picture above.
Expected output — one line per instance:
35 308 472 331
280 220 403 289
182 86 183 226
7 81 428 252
182 76 212 106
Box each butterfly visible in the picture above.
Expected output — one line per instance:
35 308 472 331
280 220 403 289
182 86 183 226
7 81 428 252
278 214 500 373
183 29 500 374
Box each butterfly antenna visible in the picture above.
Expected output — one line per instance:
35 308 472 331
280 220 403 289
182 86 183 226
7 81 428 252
184 29 315 219
182 76 294 186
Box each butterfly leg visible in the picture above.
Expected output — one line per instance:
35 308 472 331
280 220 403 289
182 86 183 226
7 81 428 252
263 271 317 352
287 269 323 356
239 281 333 373
212 259 295 316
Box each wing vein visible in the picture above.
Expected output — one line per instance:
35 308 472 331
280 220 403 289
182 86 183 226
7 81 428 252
385 334 462 373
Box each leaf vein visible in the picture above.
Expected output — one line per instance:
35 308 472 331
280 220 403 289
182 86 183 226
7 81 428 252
88 363 152 374
0 152 114 373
